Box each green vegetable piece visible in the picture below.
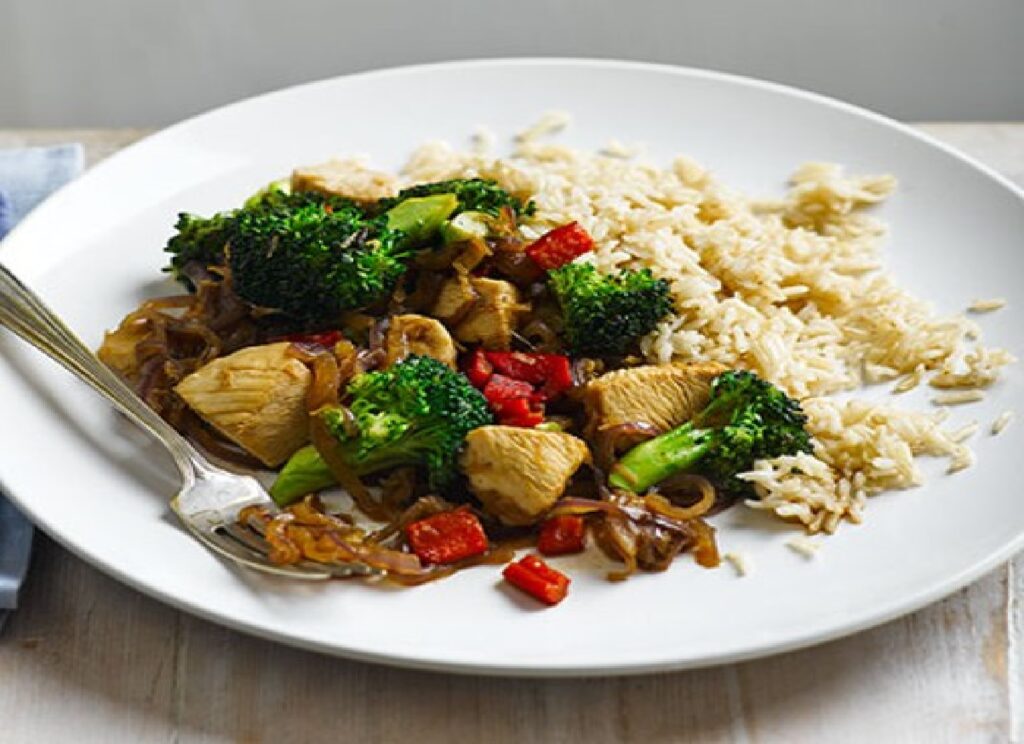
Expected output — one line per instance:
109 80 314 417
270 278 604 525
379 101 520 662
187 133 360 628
163 211 235 288
379 178 533 217
440 211 491 244
384 193 458 247
269 356 493 502
548 262 672 357
228 192 409 322
243 178 291 210
535 421 565 432
608 370 811 496
269 445 335 507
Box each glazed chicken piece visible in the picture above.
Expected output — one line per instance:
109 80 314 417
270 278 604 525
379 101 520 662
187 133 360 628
460 426 591 526
384 314 457 368
291 158 398 204
174 342 311 467
430 274 479 326
452 277 528 350
584 362 727 436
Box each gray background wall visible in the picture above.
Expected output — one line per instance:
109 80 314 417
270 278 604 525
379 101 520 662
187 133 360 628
2 0 1022 127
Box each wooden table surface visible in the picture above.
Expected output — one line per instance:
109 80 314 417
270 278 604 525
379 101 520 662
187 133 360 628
1 125 1022 744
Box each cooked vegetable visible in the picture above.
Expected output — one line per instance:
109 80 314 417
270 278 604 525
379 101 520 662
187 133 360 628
485 352 574 397
466 351 575 427
440 211 491 243
525 222 594 271
502 555 571 605
464 349 494 388
232 192 457 322
164 211 235 289
269 445 335 506
384 193 459 246
270 355 493 503
279 329 345 348
165 188 457 323
537 515 586 556
608 370 811 496
380 178 533 218
482 374 544 428
549 262 672 357
405 508 489 565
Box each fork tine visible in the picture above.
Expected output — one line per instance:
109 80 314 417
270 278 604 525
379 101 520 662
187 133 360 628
219 522 275 556
183 523 333 580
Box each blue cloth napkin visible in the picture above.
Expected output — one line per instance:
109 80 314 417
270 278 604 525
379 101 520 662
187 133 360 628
0 143 84 631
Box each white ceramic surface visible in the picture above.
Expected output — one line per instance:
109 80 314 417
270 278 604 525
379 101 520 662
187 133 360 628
1 59 1022 676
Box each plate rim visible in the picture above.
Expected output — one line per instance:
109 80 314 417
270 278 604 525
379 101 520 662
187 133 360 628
2 56 1023 677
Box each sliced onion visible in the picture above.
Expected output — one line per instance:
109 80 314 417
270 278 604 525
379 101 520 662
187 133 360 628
309 414 387 521
593 514 639 582
594 421 662 469
645 481 715 522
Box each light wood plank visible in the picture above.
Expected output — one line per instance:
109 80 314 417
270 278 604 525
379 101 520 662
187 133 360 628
0 125 1021 744
0 536 177 743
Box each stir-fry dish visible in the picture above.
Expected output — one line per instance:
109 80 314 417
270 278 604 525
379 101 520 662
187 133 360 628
100 126 1014 605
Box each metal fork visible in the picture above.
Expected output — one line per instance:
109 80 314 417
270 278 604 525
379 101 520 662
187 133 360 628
0 262 377 580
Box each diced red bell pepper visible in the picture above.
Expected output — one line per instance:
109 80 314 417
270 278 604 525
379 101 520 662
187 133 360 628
484 352 574 401
482 373 534 402
502 555 571 606
280 329 344 347
525 222 595 271
537 515 586 556
491 396 545 428
405 509 489 565
484 351 549 384
539 355 573 398
464 349 494 389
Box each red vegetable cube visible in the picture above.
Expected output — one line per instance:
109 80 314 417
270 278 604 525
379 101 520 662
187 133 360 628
482 373 535 402
405 509 489 565
525 222 595 271
485 351 549 384
537 515 586 556
464 349 494 388
502 555 571 605
281 329 344 347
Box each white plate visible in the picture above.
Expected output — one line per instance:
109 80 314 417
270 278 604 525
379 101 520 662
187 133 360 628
1 59 1022 676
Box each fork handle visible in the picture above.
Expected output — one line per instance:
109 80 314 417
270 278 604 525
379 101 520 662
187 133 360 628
0 262 204 482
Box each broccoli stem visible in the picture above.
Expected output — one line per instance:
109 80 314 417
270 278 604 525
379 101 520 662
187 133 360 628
384 193 458 247
269 445 335 507
607 422 714 493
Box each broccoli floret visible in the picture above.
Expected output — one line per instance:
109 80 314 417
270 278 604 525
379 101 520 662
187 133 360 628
164 182 298 286
269 356 493 505
164 187 457 323
164 211 235 287
380 178 534 217
227 192 408 322
608 370 811 496
548 262 672 356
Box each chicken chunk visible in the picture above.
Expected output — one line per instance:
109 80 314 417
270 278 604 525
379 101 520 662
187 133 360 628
174 342 311 467
453 277 528 350
431 274 480 326
291 158 398 204
461 426 591 526
584 362 727 436
384 314 457 368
